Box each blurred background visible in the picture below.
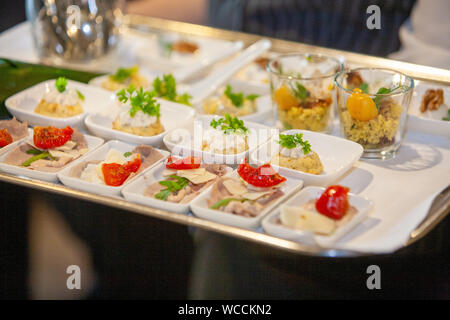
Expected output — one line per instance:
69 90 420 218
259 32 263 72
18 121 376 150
0 0 448 300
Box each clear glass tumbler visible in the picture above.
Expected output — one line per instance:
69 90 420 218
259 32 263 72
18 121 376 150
335 68 414 159
268 53 342 132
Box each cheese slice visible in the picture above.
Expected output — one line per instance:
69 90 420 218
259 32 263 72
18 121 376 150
53 140 77 151
48 149 80 159
223 179 247 196
280 205 336 235
162 169 177 177
242 190 274 200
177 168 216 184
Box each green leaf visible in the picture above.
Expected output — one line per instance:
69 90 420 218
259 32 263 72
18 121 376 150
155 189 172 201
277 133 311 154
117 85 161 118
110 66 138 83
291 82 309 102
245 94 260 101
210 198 248 210
123 152 132 157
152 74 191 106
210 114 248 134
21 151 51 167
373 86 400 111
55 77 68 93
154 175 190 201
26 149 43 155
76 89 85 101
359 82 369 93
224 85 244 108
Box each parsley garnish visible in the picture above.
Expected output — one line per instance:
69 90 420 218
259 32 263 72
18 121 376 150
117 85 160 118
290 82 310 102
152 74 192 106
110 66 138 83
224 85 259 107
373 86 400 111
277 133 312 154
210 114 248 135
55 77 68 93
245 94 260 101
76 89 85 101
155 175 190 201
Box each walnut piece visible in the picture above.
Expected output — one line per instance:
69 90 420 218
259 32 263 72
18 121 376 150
420 89 444 112
347 71 364 88
172 41 198 54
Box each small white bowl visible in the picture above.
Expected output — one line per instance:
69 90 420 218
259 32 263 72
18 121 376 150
57 140 169 197
163 115 276 165
5 79 115 128
250 129 363 186
0 133 104 182
0 128 32 157
407 80 449 137
190 170 304 229
122 161 233 214
84 98 196 147
262 186 373 247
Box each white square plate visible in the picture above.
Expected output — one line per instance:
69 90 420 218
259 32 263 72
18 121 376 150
84 98 196 147
262 186 373 248
57 140 169 197
5 79 115 128
407 80 449 136
190 170 304 229
0 132 104 182
122 161 233 214
0 128 32 157
250 129 363 186
163 115 276 165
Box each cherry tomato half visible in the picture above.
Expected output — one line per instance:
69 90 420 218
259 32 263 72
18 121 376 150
33 126 74 149
315 185 350 220
166 156 201 170
237 159 286 188
102 156 141 187
0 129 13 148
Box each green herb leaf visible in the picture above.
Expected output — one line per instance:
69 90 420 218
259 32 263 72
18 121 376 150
224 85 244 107
76 89 85 101
110 66 138 83
123 152 132 157
55 77 68 93
291 82 309 102
155 175 190 201
152 74 191 106
210 198 248 210
373 86 400 111
116 85 161 118
359 82 369 94
245 94 260 101
26 149 43 155
21 151 51 167
210 114 248 134
277 133 311 154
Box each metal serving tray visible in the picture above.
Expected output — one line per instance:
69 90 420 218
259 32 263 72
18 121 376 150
0 15 449 257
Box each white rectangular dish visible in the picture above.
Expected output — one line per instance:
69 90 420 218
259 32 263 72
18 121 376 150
122 162 233 214
250 129 363 186
57 140 169 197
190 170 304 229
84 98 196 147
5 79 115 128
0 133 104 182
262 186 373 248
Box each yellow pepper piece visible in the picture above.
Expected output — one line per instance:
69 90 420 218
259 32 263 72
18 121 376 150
274 85 299 110
346 88 378 121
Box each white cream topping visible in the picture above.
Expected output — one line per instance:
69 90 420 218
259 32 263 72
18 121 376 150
116 102 158 127
42 87 82 106
202 127 247 154
280 146 311 159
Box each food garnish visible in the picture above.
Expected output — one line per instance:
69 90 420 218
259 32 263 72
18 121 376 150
346 88 378 121
224 85 259 108
55 77 68 93
117 85 161 118
166 156 201 170
110 66 139 83
274 85 299 110
152 74 192 106
210 114 248 134
101 156 142 186
75 90 85 101
0 129 13 147
21 151 52 167
123 152 132 157
210 197 248 210
155 175 190 201
290 82 310 102
277 133 311 154
420 88 444 113
33 126 74 149
237 159 286 188
315 185 350 220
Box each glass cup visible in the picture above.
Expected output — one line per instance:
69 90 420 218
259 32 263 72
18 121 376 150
335 68 414 159
268 53 342 133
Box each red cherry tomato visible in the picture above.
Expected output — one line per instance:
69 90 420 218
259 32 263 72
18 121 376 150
33 126 74 149
0 129 13 147
102 156 141 186
166 156 201 170
315 185 350 220
237 159 286 188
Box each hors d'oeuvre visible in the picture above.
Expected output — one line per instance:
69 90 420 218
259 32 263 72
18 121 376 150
113 85 164 136
69 145 164 186
271 133 323 175
280 185 356 235
101 66 150 91
202 114 249 155
34 77 84 118
3 126 87 172
203 84 259 116
144 156 229 204
234 56 271 84
159 35 199 56
207 160 286 217
0 117 28 148
152 74 192 106
420 88 449 121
